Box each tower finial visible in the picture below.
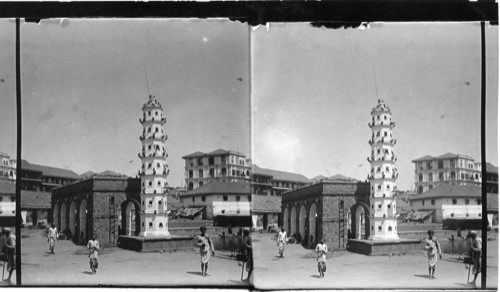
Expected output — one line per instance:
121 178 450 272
144 65 150 97
372 69 379 101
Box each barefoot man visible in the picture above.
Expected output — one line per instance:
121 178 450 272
196 226 215 277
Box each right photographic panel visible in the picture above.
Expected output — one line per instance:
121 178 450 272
250 22 498 289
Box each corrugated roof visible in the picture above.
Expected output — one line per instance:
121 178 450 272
412 153 476 163
252 165 310 183
20 190 51 209
0 181 15 195
252 194 281 213
182 180 250 196
410 185 481 200
21 160 80 179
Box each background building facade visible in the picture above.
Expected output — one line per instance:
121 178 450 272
0 152 16 183
412 153 482 194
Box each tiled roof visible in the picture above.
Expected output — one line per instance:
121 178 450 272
411 155 437 163
487 193 498 211
436 152 459 159
20 190 51 209
410 185 481 200
252 165 310 183
182 180 250 196
182 149 246 159
252 194 281 213
21 160 80 179
486 162 498 174
0 181 15 195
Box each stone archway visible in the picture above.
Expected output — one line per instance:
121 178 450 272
79 199 88 243
52 203 59 230
350 202 370 240
283 206 289 234
290 206 297 236
309 203 318 245
299 205 306 242
60 202 67 231
121 199 141 236
69 201 76 238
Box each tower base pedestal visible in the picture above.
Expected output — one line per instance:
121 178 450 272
347 238 422 256
118 235 194 252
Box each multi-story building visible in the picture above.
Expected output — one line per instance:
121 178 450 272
182 149 251 191
251 164 310 196
412 153 482 194
409 184 482 224
0 152 16 183
486 163 498 228
0 181 16 226
19 159 80 227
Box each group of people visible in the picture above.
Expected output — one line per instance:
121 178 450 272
47 224 100 275
425 229 482 285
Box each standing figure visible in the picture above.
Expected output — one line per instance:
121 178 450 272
196 226 214 277
242 228 253 282
87 235 100 274
277 227 288 258
1 228 15 283
424 230 442 279
47 224 58 254
315 239 328 278
468 230 482 285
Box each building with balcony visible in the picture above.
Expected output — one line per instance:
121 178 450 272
412 153 482 194
0 152 16 183
182 149 251 191
251 164 310 196
19 159 80 227
485 163 498 229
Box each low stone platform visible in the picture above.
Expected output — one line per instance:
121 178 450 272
347 238 422 255
118 235 195 252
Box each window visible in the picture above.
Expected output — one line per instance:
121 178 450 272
221 210 225 214
149 222 153 227
192 197 195 203
159 223 163 228
477 199 482 205
384 115 387 120
388 226 392 231
452 199 457 205
439 172 443 181
223 195 228 201
158 200 162 205
199 182 203 187
479 213 482 217
148 163 152 169
148 111 151 116
248 196 251 202
155 111 158 116
450 160 455 168
148 181 152 186
209 157 214 165
387 204 391 209
418 185 423 194
155 127 159 133
188 182 193 191
431 199 435 205
450 213 454 217
377 204 382 209
377 115 380 120
0 196 3 202
199 169 203 178
378 226 382 231
236 196 241 201
197 158 203 166
422 200 424 206
419 174 423 182
429 185 433 190
427 162 432 170
465 199 469 205
148 127 151 133
438 160 443 169
189 170 193 178
148 200 153 205
142 222 145 227
428 173 433 182
450 171 456 179
209 169 214 178
202 196 206 202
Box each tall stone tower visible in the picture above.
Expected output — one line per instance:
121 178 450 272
138 95 170 237
367 99 399 241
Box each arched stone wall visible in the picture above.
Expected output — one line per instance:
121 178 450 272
350 202 370 240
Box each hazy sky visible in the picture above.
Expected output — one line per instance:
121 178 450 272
0 21 497 190
252 22 498 190
0 19 250 187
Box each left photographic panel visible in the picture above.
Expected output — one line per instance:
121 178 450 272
13 18 251 287
0 19 18 287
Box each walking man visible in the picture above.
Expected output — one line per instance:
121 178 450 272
47 224 58 254
1 228 15 284
315 239 328 278
424 229 442 280
242 228 253 282
277 227 288 258
196 226 214 277
87 235 100 274
468 230 482 285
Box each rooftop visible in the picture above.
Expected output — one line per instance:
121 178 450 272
182 180 250 196
0 180 15 195
486 162 498 174
411 152 475 163
410 184 481 200
21 160 80 179
182 149 246 159
20 190 51 209
252 165 310 184
252 194 281 213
